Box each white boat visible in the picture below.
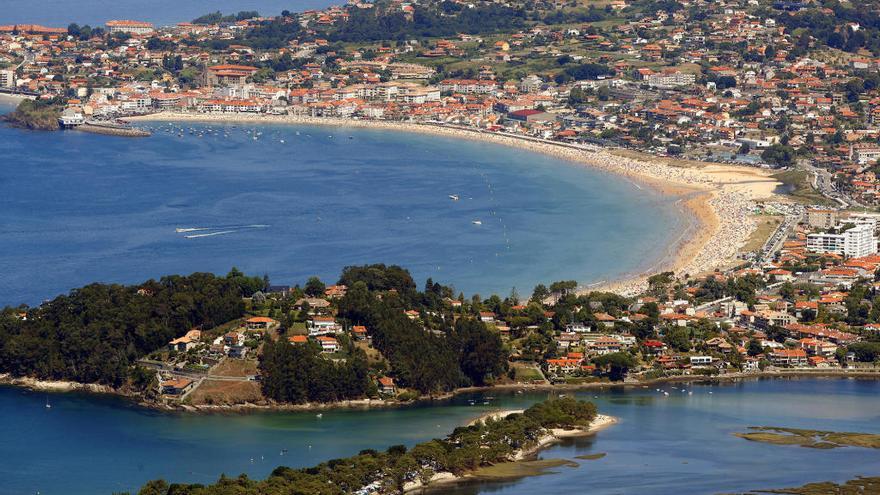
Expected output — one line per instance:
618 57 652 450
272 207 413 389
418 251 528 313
45 397 51 409
472 220 482 225
448 194 460 201
315 413 323 419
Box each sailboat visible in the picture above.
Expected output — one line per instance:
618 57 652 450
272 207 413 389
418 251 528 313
45 396 51 409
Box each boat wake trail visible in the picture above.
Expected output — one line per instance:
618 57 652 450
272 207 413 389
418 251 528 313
184 230 237 239
176 224 269 239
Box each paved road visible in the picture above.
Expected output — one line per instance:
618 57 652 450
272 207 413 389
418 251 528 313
139 359 255 382
802 162 856 208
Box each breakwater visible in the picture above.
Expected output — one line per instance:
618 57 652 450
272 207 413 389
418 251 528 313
76 123 151 137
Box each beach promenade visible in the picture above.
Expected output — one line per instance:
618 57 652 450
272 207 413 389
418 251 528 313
130 112 783 295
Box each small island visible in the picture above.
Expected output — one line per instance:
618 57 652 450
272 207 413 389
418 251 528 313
136 397 609 495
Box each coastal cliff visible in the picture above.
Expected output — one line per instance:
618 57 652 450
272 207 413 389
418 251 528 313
3 99 61 130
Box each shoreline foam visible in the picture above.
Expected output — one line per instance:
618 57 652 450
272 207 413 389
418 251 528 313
129 112 780 295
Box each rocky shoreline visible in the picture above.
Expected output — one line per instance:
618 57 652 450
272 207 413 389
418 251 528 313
130 112 779 296
5 370 875 415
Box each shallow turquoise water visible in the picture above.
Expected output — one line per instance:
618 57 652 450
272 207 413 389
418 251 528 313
0 107 683 306
1 378 878 495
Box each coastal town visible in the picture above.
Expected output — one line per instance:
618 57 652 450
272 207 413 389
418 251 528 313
1 0 880 190
1 0 880 405
138 231 880 408
3 2 880 495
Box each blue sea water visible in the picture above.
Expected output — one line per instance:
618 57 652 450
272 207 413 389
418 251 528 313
0 104 684 306
1 378 878 495
0 0 335 28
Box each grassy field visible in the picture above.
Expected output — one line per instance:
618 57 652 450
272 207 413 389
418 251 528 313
740 215 783 253
211 358 259 377
742 477 880 494
188 380 263 405
772 170 832 205
735 426 880 450
472 459 578 480
356 341 388 366
609 148 709 169
512 363 545 382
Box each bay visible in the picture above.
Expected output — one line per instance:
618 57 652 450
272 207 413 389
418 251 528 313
1 378 878 495
0 0 334 28
0 105 684 306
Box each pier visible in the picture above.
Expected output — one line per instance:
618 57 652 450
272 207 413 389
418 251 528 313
76 121 151 137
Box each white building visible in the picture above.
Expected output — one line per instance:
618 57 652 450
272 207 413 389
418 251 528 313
58 108 84 127
105 20 154 35
645 71 696 89
807 223 877 258
0 69 14 88
850 144 880 165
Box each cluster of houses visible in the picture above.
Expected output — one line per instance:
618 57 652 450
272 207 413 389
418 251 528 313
4 0 880 190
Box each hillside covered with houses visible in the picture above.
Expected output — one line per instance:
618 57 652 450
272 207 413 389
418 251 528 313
5 0 880 196
2 259 879 408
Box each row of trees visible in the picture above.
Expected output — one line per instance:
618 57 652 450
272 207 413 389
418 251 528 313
192 11 260 25
137 398 598 495
0 270 265 387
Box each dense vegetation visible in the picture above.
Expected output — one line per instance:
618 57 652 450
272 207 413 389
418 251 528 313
136 397 598 495
0 270 265 387
768 1 880 56
328 3 527 42
4 99 62 131
192 11 260 25
241 17 303 50
259 338 372 403
335 265 508 394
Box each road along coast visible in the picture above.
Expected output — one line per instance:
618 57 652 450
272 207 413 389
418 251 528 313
129 112 783 295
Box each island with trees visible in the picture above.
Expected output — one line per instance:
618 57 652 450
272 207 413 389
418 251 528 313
136 397 601 495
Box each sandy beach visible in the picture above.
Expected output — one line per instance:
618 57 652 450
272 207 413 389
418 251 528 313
129 112 781 295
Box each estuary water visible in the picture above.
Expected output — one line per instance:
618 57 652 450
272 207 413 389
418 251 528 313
0 103 684 306
1 378 878 495
1 0 335 28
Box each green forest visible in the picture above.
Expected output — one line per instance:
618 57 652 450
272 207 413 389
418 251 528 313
259 338 372 403
335 265 507 393
136 397 598 495
259 264 508 403
0 270 265 387
327 3 527 42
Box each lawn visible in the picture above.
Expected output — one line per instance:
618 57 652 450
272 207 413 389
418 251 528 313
211 358 259 377
512 363 545 383
740 215 783 253
772 170 833 205
188 380 264 406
